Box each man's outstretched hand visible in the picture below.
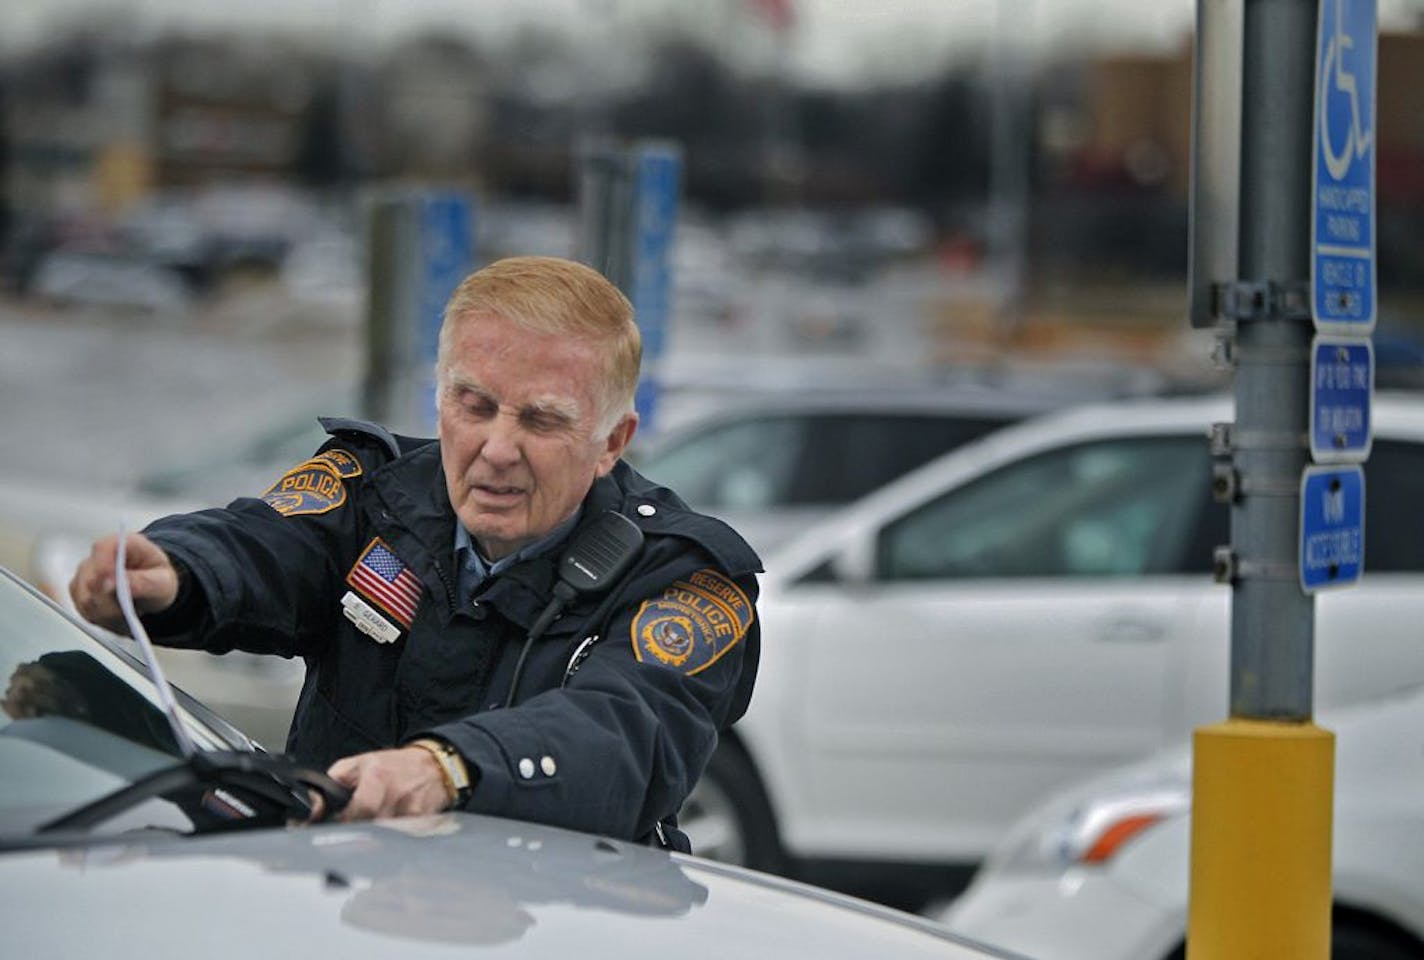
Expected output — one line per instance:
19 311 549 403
70 533 180 634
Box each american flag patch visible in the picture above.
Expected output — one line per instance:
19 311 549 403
346 538 422 628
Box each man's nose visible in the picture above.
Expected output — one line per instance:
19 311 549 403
478 413 523 467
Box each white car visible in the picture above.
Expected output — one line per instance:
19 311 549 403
681 393 1424 907
631 371 1138 556
936 684 1424 959
632 388 1043 555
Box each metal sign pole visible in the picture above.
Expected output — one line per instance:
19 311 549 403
1228 0 1318 723
576 138 635 292
1186 1 1349 958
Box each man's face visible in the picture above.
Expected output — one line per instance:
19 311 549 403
438 310 635 560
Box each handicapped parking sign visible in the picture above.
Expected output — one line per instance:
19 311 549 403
1312 0 1376 333
1299 465 1365 592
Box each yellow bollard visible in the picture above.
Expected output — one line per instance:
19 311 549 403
1188 719 1334 960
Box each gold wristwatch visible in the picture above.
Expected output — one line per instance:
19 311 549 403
408 738 472 808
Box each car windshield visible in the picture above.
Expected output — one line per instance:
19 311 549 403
0 571 233 838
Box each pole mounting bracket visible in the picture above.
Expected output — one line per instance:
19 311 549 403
1214 280 1311 322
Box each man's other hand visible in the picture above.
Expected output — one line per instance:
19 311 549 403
319 747 453 822
69 533 180 633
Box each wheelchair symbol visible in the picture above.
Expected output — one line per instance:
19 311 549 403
1320 0 1373 182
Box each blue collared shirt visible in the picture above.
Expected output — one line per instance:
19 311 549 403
454 509 582 602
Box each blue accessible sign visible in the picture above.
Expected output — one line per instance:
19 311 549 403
629 143 683 434
1312 0 1377 333
1309 336 1373 462
417 191 476 428
419 192 476 365
629 144 682 365
1299 465 1365 592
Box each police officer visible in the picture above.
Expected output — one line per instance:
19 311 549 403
70 256 761 848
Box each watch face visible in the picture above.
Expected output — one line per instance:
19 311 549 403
441 747 470 791
448 754 471 790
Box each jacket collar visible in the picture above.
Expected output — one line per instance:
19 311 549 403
367 444 625 629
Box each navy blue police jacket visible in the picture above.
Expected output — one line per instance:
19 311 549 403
140 418 762 847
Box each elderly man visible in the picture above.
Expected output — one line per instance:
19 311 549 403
70 256 761 849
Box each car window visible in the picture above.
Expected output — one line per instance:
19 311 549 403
0 576 226 836
638 411 1014 509
639 416 805 508
877 436 1214 580
789 414 1013 503
1364 439 1424 572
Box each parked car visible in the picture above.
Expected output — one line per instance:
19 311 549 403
30 249 193 313
0 564 1023 960
677 392 1424 908
631 371 1145 555
936 684 1424 960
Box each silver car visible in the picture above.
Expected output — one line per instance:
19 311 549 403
0 566 1020 959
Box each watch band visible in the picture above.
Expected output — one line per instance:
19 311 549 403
408 738 472 808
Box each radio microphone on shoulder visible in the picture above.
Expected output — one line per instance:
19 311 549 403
504 511 645 707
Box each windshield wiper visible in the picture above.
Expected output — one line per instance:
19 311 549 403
37 748 349 833
36 529 350 835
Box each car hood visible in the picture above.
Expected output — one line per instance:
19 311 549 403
1 813 1013 959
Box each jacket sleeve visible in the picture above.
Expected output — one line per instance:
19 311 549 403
139 443 374 658
428 565 760 841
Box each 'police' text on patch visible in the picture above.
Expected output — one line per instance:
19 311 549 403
631 568 754 675
261 460 347 517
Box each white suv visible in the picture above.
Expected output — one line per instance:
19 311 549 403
681 393 1424 906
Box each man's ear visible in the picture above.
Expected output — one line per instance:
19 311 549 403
596 413 639 476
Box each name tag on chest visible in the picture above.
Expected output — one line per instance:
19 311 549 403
342 590 402 643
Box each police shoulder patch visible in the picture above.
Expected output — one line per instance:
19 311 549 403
631 568 755 676
261 459 347 517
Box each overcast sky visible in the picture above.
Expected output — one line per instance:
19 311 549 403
3 0 1422 86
